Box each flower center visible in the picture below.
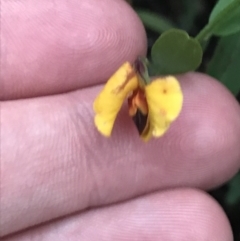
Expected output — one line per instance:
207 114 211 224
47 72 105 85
128 88 149 134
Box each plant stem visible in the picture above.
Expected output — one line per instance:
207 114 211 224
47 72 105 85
134 57 151 85
195 0 240 44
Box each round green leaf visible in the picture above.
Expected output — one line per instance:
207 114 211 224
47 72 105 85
151 29 203 75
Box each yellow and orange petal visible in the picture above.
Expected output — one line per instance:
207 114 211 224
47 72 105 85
93 62 138 137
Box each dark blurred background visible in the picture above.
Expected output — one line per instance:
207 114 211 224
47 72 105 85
131 0 240 239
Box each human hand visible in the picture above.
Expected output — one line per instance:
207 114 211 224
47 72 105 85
1 0 240 240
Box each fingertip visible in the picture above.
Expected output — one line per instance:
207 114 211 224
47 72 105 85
2 0 147 99
171 72 240 187
3 189 233 241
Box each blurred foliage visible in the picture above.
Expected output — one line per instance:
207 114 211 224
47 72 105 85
137 10 175 33
208 31 240 96
209 0 240 36
131 0 240 240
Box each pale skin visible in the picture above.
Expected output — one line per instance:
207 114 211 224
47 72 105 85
1 0 240 240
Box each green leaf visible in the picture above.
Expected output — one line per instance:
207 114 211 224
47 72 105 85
207 31 240 96
226 172 240 205
209 0 240 36
137 10 175 34
151 29 203 75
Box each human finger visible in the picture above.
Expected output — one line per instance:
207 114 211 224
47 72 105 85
1 73 240 236
2 189 233 241
1 0 146 100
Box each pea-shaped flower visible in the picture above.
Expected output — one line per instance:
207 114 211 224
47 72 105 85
93 58 183 141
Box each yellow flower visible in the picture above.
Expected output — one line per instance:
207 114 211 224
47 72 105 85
93 59 183 141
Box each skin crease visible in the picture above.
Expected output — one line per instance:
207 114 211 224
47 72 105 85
1 0 240 240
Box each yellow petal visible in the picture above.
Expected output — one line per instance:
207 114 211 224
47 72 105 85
145 76 183 138
93 62 138 136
